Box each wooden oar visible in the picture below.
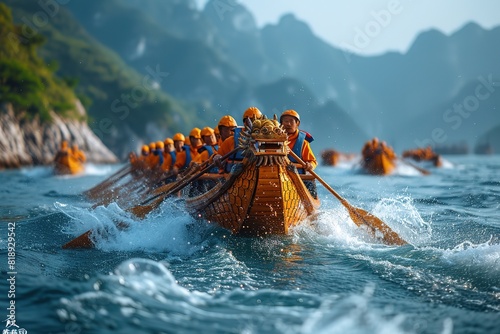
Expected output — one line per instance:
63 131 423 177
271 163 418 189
83 164 132 199
62 147 240 249
400 159 431 175
141 153 215 195
288 150 407 246
62 230 93 249
129 147 240 218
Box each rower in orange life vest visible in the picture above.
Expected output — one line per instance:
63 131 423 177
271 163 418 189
144 141 164 176
160 137 176 172
129 144 150 169
217 115 238 145
54 140 70 166
143 142 156 170
172 128 202 175
214 107 262 172
280 109 317 173
194 127 219 171
158 137 175 184
213 126 221 146
280 109 318 197
71 144 86 163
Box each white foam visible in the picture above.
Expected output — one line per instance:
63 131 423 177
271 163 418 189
441 239 500 278
294 195 429 249
19 166 53 178
372 196 432 246
56 199 210 256
82 163 119 176
301 285 408 334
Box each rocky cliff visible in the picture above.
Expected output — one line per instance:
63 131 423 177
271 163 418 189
0 103 118 169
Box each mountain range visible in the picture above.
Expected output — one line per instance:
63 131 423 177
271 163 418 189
4 0 500 155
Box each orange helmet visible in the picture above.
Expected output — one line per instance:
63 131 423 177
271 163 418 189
173 133 185 142
141 145 149 153
149 142 157 150
189 127 202 139
201 126 214 137
217 115 237 128
214 126 220 135
156 141 165 149
280 109 300 123
242 107 262 122
164 138 174 145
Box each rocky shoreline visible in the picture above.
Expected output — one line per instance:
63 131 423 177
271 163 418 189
0 103 118 169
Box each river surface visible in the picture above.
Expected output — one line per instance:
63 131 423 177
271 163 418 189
0 155 499 334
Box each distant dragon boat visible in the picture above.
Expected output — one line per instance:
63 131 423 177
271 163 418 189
360 139 397 176
362 151 395 175
402 147 443 167
54 151 85 175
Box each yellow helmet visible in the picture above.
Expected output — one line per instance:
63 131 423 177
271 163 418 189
164 138 174 145
156 141 165 149
214 126 220 135
173 133 185 142
217 115 237 128
242 107 262 122
280 109 300 123
141 145 149 153
149 142 157 150
201 126 214 137
189 127 202 139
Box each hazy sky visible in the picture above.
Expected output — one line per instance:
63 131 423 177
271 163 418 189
197 0 500 55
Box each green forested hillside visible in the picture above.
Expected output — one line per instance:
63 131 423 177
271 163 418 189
3 0 202 156
0 4 78 121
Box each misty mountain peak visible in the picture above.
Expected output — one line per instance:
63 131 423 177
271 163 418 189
451 21 486 40
275 13 314 36
204 0 258 33
407 28 447 53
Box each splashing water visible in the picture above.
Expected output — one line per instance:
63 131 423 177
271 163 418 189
55 199 211 256
372 196 432 246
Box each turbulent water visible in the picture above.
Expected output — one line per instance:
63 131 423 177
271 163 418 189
0 156 499 334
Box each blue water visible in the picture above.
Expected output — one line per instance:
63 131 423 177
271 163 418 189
0 156 499 334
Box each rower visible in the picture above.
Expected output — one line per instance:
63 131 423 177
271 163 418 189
280 109 317 173
195 127 219 167
280 109 318 198
214 107 262 173
172 128 202 174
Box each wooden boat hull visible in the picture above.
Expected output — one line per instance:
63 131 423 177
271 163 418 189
363 152 395 175
185 163 320 236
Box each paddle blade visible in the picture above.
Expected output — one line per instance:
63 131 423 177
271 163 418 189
346 204 407 246
128 197 163 219
62 230 94 249
401 159 431 175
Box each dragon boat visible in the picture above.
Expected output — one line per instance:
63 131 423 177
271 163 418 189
64 116 410 249
361 150 396 175
402 147 443 167
183 116 320 236
54 152 85 175
321 149 340 166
